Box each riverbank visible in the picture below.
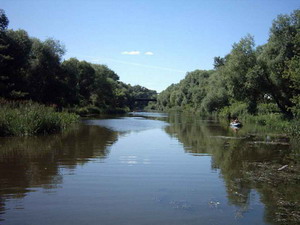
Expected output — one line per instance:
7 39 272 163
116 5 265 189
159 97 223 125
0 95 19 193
162 106 300 138
0 100 79 136
221 112 300 138
69 105 130 117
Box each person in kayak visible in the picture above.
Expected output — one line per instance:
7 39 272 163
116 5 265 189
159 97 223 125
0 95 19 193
233 118 239 123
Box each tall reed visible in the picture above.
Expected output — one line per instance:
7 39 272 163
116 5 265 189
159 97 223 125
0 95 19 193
0 99 78 136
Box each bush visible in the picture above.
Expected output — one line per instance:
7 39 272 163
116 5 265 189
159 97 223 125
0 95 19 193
219 102 248 118
0 100 78 136
285 120 300 137
244 113 289 129
257 103 279 114
76 105 102 116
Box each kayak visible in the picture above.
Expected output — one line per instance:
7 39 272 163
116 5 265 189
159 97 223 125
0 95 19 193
230 122 242 127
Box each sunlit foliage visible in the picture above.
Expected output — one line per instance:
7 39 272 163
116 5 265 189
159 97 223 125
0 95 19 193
157 9 300 119
0 9 156 113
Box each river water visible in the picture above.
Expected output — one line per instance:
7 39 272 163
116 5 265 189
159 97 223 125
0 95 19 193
0 112 299 225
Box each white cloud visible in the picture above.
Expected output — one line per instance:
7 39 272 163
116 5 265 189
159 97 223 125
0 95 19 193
121 51 140 55
121 51 154 55
144 51 154 55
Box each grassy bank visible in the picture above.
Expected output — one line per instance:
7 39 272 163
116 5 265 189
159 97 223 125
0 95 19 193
0 100 79 136
215 102 300 137
160 102 300 138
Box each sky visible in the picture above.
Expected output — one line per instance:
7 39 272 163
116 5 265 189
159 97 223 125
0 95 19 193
1 0 299 92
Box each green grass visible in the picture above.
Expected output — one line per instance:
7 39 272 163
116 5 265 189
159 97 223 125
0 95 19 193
285 120 300 137
216 102 300 137
0 99 79 136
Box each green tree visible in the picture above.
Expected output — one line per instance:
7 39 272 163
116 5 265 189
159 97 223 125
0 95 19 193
61 58 81 105
223 35 259 114
0 9 8 31
92 64 117 108
258 9 300 118
201 69 229 113
27 38 65 104
77 61 96 104
0 29 32 98
213 56 225 69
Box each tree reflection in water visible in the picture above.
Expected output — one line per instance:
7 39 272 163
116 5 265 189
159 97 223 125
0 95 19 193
0 124 118 219
164 112 300 224
0 113 299 224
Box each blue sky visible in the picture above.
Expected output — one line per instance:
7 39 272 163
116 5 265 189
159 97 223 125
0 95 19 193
2 0 299 92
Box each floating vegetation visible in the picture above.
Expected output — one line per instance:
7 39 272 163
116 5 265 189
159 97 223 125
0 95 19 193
244 162 300 223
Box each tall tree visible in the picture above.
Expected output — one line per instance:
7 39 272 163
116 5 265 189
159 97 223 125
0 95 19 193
0 29 32 98
258 9 300 117
0 9 8 31
77 61 96 104
61 58 81 105
223 35 260 114
27 38 65 104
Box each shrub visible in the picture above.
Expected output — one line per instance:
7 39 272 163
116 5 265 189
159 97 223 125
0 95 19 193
76 105 102 116
244 113 289 129
219 102 248 118
285 120 300 137
257 103 279 114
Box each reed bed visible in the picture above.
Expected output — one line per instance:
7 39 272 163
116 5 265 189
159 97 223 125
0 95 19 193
0 99 78 136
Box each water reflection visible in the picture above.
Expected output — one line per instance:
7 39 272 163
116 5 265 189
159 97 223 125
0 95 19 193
84 116 168 133
0 112 299 225
0 124 118 220
165 112 300 224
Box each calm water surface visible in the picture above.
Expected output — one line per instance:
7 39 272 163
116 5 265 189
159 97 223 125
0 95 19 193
0 112 299 225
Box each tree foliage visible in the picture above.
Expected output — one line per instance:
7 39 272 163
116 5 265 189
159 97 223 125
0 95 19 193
157 9 300 118
0 9 156 112
0 9 8 31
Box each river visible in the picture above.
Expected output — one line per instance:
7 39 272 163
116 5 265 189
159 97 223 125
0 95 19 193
0 112 299 225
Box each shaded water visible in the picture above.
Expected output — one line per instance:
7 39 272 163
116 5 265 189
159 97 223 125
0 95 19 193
0 112 299 225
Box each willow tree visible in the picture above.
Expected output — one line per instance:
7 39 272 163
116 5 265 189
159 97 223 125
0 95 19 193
222 35 262 114
258 9 300 118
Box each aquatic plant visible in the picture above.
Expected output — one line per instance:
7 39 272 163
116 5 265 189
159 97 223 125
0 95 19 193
0 100 78 136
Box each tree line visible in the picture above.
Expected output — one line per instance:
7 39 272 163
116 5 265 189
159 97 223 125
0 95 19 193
157 9 300 119
0 9 156 113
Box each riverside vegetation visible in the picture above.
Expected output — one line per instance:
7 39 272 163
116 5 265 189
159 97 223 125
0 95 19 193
1 9 300 136
154 9 300 223
0 9 156 114
156 10 300 136
0 9 156 136
0 99 78 136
